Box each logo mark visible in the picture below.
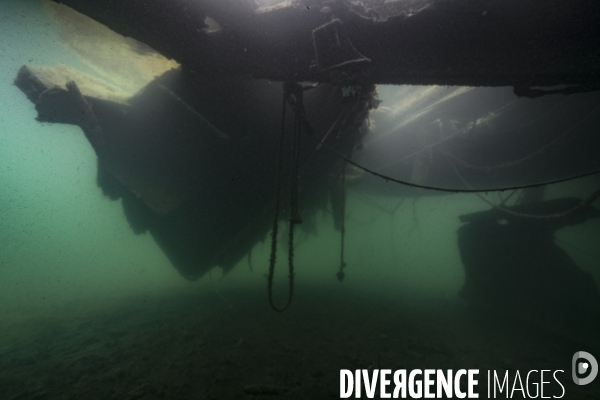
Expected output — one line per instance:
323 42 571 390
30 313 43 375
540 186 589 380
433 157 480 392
572 351 598 385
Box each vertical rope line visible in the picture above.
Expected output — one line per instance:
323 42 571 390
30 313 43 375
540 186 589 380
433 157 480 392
268 84 305 312
268 88 288 311
283 92 303 310
290 98 302 223
337 160 347 282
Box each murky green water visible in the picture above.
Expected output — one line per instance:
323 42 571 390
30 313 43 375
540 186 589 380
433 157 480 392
1 1 599 399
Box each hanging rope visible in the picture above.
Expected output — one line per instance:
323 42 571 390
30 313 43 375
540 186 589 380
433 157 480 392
336 160 347 282
499 189 519 206
289 87 304 226
326 140 600 193
247 249 253 272
267 83 305 312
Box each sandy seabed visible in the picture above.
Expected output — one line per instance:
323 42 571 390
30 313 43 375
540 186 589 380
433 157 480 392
1 283 599 400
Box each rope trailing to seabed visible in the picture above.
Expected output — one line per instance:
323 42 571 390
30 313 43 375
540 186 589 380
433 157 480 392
267 83 305 312
336 160 347 282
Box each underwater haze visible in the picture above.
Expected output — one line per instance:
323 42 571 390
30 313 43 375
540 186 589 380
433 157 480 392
0 0 188 315
1 1 600 399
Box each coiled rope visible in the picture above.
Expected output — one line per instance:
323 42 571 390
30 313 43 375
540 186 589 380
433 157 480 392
267 83 305 312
